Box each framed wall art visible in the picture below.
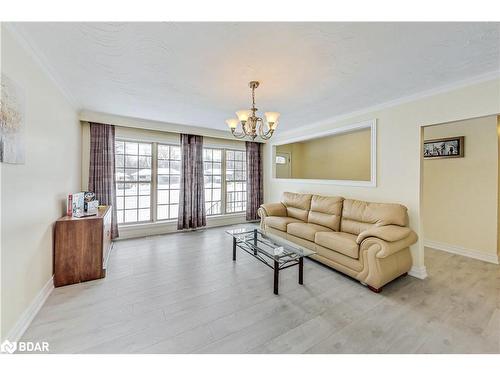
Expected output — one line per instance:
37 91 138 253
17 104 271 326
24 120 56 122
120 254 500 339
1 74 26 164
423 136 464 159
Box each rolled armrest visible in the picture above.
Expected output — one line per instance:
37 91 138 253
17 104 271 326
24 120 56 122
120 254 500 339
356 225 412 244
259 202 287 218
360 230 418 259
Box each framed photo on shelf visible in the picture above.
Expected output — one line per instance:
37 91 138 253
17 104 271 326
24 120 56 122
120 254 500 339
423 136 464 159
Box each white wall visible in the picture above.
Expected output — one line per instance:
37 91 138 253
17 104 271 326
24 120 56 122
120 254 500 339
1 27 81 340
423 116 499 262
264 77 500 276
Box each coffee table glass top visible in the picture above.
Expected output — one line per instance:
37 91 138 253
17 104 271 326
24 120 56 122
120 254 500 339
226 227 316 261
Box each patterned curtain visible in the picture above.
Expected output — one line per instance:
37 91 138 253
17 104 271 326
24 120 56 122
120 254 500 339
88 123 119 239
177 134 206 230
245 141 263 221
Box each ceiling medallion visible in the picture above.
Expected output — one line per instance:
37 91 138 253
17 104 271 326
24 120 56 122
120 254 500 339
226 81 280 141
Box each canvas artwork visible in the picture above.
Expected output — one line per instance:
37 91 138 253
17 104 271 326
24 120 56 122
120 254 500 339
423 136 464 159
0 74 26 164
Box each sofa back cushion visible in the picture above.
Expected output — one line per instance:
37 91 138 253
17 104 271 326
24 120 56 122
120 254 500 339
307 195 344 231
282 192 312 221
340 199 409 235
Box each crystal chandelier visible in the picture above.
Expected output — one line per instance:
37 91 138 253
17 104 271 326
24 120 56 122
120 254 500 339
226 81 280 141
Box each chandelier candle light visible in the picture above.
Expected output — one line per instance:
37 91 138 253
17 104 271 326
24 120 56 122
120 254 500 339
226 81 280 141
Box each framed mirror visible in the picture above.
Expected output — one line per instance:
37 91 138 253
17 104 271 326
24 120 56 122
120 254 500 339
272 119 377 187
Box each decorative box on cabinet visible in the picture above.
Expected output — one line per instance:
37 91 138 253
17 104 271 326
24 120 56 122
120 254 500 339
54 206 113 287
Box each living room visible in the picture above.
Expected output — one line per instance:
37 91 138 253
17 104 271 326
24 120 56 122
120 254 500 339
1 1 500 372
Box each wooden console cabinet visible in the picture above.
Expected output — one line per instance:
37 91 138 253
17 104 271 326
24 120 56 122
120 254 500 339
54 206 113 287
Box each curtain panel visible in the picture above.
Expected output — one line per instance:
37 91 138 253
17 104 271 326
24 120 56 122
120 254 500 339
245 141 263 221
177 134 206 230
88 123 119 239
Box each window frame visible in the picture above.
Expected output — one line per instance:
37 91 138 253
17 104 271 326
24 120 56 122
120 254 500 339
202 147 248 217
224 149 247 214
203 147 224 217
115 139 154 225
115 139 247 227
156 142 182 222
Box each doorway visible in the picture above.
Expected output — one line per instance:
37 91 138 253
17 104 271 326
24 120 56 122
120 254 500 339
275 151 292 179
421 115 500 266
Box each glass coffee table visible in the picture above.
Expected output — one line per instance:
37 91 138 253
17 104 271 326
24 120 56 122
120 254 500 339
226 227 316 295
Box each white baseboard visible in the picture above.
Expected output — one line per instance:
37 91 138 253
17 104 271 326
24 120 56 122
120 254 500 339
424 239 499 264
408 265 428 279
3 276 54 343
117 213 247 240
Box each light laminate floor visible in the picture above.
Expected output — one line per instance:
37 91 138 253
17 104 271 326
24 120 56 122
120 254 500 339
22 225 500 353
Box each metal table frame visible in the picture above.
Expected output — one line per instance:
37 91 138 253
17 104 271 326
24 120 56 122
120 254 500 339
229 228 313 295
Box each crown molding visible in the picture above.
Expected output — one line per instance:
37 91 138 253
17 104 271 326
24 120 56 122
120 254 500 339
80 109 264 142
276 70 500 141
3 22 80 110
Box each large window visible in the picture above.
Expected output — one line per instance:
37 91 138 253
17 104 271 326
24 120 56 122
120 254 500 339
115 140 152 224
157 144 181 220
225 150 247 213
115 140 247 225
203 148 222 215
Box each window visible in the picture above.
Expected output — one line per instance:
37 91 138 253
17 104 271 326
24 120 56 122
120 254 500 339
225 150 247 214
203 148 223 215
157 144 181 220
203 148 247 216
114 139 247 226
115 140 152 224
275 155 287 164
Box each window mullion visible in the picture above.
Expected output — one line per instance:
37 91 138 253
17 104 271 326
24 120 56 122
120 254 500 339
222 149 227 214
151 142 158 223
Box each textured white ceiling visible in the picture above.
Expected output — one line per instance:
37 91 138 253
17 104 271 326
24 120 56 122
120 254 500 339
10 22 500 131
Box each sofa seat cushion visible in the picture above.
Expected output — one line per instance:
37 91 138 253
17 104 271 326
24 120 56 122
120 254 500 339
287 222 332 242
265 216 303 232
315 231 359 259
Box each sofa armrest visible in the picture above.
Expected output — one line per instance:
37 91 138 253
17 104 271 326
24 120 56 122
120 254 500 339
360 230 418 259
356 225 412 244
259 202 287 217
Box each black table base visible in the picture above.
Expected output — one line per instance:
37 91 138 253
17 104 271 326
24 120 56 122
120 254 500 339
232 229 305 295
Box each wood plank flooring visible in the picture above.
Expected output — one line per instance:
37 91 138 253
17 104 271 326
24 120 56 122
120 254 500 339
22 225 500 353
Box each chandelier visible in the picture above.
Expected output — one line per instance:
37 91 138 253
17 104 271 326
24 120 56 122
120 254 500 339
226 81 280 141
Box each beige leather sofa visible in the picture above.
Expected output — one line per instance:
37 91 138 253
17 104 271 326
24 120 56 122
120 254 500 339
258 192 417 292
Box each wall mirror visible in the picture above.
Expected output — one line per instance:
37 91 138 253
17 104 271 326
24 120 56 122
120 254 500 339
272 119 377 187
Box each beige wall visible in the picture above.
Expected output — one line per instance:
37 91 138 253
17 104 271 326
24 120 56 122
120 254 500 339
276 128 371 181
264 78 500 274
423 116 498 258
1 27 81 340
